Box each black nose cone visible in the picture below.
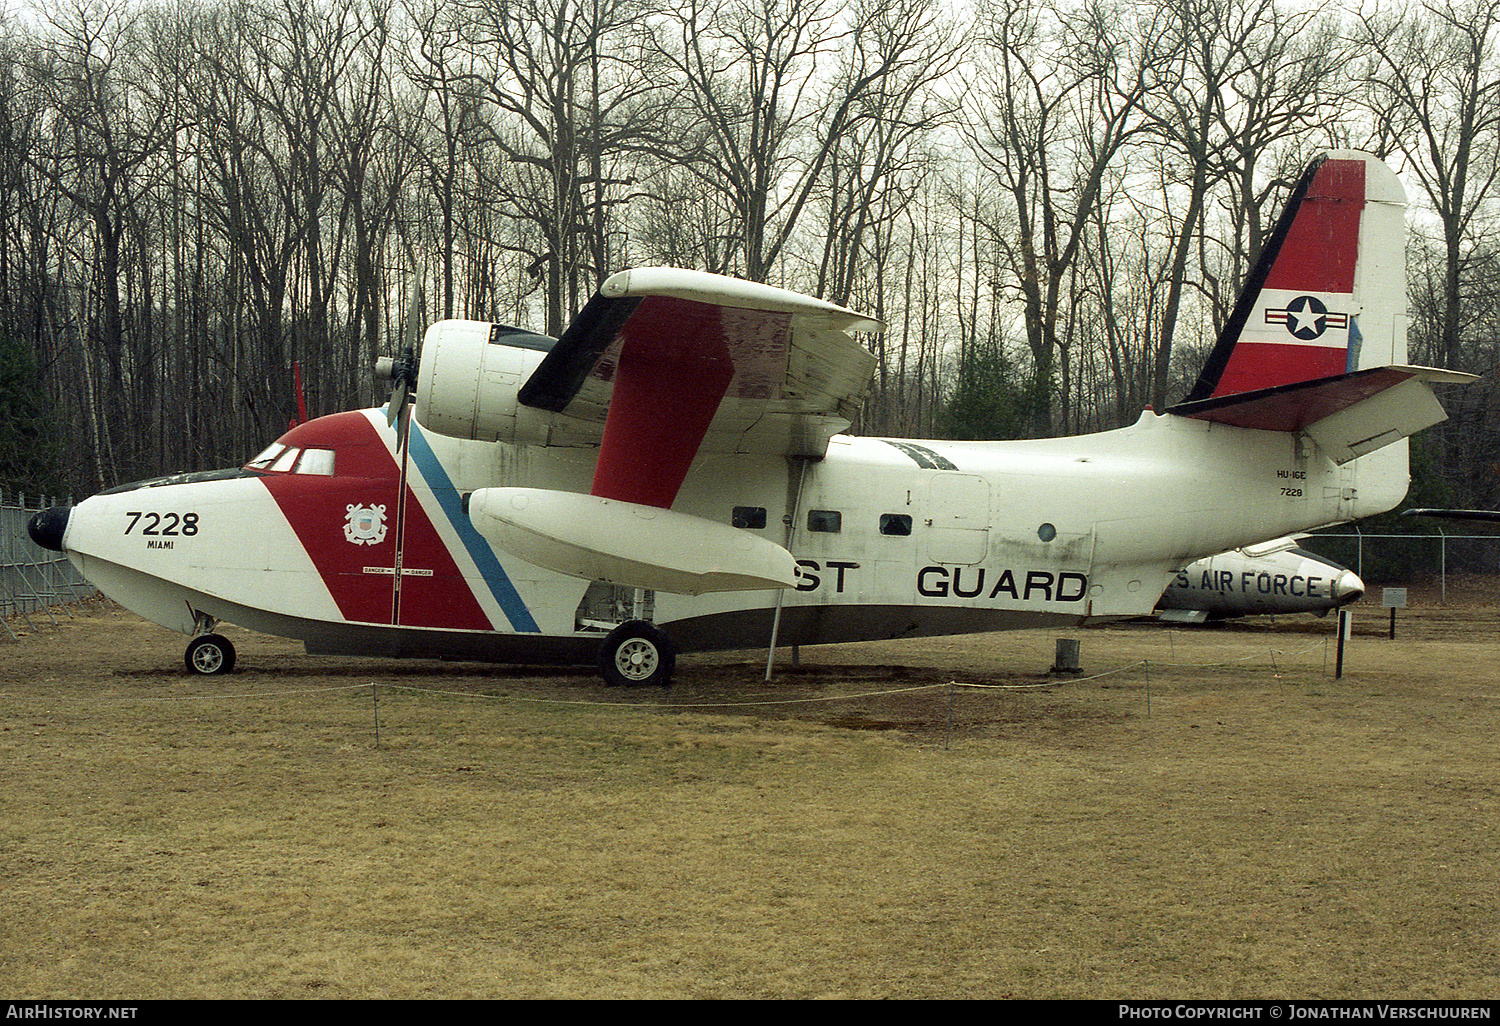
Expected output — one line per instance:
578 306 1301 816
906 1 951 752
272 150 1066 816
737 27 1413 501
28 506 70 552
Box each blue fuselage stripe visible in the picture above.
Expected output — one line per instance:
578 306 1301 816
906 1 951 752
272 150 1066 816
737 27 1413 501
406 426 540 633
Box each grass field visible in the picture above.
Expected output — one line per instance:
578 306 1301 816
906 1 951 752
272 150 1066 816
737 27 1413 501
2 601 1497 998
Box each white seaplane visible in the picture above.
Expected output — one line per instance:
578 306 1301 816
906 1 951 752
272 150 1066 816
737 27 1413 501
29 150 1471 684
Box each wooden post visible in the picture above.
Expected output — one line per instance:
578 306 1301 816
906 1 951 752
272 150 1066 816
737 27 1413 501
1382 588 1406 640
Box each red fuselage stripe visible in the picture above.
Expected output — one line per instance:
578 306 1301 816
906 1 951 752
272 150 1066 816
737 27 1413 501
259 411 495 631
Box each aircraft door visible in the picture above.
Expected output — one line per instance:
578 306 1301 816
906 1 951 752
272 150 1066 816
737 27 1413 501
926 474 990 565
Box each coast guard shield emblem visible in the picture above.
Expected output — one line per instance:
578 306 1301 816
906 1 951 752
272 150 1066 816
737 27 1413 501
343 504 388 545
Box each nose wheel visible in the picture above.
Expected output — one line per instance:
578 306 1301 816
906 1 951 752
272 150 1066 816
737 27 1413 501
598 620 674 687
185 633 236 675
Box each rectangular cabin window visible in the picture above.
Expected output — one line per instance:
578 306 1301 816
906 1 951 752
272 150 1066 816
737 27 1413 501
733 506 767 529
879 513 913 536
807 509 842 533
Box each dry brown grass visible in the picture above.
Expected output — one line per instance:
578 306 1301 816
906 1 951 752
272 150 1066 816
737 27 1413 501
2 598 1497 999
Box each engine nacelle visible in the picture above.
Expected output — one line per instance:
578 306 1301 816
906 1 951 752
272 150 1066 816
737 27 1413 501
414 319 561 444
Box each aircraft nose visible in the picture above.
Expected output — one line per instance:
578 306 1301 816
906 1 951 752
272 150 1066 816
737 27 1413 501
27 505 71 552
1333 569 1365 606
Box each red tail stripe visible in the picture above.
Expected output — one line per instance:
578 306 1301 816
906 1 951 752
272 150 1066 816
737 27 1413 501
1212 342 1349 398
1263 158 1365 295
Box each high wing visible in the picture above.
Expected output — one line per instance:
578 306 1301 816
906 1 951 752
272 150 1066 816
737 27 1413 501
517 267 881 509
1402 509 1500 524
408 268 883 595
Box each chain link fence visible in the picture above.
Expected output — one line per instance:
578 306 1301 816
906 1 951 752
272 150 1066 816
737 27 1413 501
1 492 100 640
1300 530 1500 605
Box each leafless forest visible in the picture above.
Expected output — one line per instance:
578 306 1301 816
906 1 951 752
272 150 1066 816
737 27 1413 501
2 0 1498 509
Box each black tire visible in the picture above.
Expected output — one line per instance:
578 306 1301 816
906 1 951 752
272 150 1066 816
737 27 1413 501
185 633 236 676
598 620 675 687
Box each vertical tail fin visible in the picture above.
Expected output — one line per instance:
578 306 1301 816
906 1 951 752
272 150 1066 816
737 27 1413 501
1182 151 1407 403
1168 150 1470 487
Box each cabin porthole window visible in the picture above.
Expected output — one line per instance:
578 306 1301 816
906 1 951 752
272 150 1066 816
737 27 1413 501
807 510 842 533
879 513 913 536
1038 523 1057 542
733 506 767 529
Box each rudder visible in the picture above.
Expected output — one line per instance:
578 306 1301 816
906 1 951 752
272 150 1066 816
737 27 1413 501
1183 151 1407 403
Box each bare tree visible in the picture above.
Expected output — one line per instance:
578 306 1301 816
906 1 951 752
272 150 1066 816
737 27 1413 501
963 0 1162 434
654 0 936 286
1199 0 1351 334
810 0 963 307
455 0 669 334
1357 0 1500 371
23 0 178 485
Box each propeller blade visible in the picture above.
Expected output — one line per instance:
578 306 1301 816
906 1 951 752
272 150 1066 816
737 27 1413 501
378 283 426 430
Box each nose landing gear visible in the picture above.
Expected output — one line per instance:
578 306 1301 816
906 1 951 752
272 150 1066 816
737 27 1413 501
184 610 236 675
185 633 236 675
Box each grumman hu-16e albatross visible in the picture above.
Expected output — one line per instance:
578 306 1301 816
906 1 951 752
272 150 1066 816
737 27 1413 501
28 151 1474 685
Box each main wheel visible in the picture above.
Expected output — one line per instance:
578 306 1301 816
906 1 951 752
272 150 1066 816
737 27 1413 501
598 620 675 687
185 633 236 675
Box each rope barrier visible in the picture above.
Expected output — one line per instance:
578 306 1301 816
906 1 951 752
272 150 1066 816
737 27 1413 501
0 635 1329 711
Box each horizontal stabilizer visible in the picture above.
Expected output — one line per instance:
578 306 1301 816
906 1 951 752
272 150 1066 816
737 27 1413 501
1167 365 1475 464
466 487 798 595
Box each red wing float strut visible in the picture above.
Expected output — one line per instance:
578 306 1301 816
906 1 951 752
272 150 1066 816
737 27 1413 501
518 270 874 511
519 291 741 509
589 295 741 509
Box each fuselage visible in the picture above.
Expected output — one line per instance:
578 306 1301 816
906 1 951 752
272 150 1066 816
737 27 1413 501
47 399 1400 661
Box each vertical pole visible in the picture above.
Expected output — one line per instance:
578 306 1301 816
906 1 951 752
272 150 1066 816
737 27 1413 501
764 601 785 682
765 458 809 682
1335 610 1348 679
1440 529 1447 606
945 682 954 751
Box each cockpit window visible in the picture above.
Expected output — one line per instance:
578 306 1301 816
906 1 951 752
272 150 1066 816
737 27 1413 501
246 443 286 470
245 442 336 475
294 448 335 475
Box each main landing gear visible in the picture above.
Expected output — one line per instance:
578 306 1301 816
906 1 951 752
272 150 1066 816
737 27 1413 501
184 610 235 675
598 620 675 687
